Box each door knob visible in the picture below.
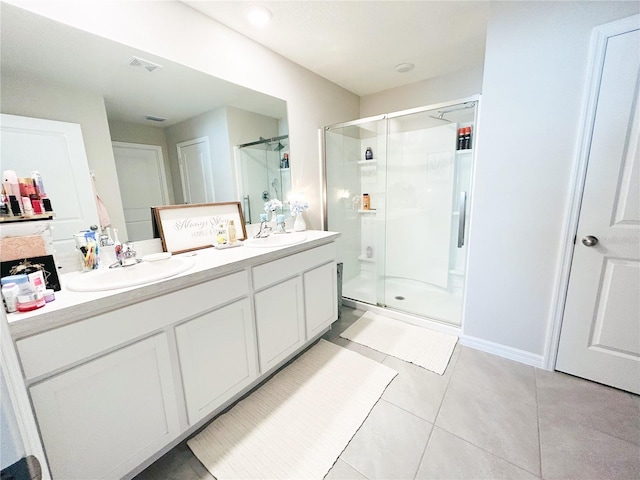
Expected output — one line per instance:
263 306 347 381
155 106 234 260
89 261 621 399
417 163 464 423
581 235 599 247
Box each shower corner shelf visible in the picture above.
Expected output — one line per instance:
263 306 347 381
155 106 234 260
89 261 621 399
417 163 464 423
358 209 377 214
456 148 473 155
357 255 376 263
357 159 377 165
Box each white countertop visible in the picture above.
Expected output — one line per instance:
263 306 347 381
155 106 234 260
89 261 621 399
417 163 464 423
8 230 340 339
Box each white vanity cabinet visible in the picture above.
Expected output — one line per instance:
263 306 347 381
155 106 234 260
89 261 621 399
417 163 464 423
29 334 180 480
304 261 338 338
254 276 306 372
9 232 339 479
175 297 257 425
252 243 338 374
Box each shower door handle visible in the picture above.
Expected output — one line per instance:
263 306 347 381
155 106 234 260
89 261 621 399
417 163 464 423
457 191 467 248
243 195 251 224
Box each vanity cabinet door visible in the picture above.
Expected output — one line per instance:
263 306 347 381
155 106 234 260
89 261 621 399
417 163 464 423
254 276 305 373
29 334 179 480
304 261 338 338
175 298 257 425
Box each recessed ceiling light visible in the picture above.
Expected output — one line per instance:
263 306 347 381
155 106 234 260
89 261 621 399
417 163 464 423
394 63 415 73
247 5 273 27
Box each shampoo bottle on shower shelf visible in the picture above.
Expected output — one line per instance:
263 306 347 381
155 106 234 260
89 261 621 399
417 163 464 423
457 128 464 150
362 193 370 210
365 147 373 160
464 126 472 149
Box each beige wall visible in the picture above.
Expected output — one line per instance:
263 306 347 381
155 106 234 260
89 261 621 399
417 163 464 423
360 63 484 117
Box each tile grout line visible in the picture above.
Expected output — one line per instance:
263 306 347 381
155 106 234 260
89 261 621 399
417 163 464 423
534 368 544 479
434 349 543 478
410 345 461 480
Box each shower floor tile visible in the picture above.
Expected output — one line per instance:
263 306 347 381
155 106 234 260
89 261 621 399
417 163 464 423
343 273 462 325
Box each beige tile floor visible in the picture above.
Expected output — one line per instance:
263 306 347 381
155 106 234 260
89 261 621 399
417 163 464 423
135 307 640 480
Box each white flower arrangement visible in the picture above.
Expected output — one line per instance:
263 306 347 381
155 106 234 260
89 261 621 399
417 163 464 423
264 199 283 213
289 199 309 215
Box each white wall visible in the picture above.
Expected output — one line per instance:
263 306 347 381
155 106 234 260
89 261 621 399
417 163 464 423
463 1 639 358
360 63 484 117
9 0 360 229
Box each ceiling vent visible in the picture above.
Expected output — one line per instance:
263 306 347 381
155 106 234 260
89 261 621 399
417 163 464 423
128 56 163 73
145 115 166 123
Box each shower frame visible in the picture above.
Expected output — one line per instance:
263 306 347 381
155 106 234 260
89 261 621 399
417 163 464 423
322 95 481 330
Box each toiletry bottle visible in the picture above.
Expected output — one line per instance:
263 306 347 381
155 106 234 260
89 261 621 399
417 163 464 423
31 171 47 198
283 153 289 168
228 220 237 243
362 193 370 210
113 228 122 261
457 128 464 150
365 147 373 160
464 126 472 149
216 223 229 246
2 283 19 313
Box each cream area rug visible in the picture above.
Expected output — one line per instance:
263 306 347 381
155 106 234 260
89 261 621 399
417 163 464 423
187 339 397 480
340 311 458 375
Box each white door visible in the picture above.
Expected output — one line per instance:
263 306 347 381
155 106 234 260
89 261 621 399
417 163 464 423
556 16 640 394
0 114 99 252
177 137 214 204
112 142 168 241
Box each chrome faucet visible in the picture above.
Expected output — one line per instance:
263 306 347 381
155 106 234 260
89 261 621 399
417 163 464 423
119 241 139 267
254 221 272 238
275 219 287 234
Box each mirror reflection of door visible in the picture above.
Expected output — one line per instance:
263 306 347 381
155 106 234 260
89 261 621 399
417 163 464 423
177 137 214 204
112 142 169 241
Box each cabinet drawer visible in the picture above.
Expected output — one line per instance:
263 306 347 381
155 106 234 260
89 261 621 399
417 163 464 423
252 243 336 291
18 270 248 380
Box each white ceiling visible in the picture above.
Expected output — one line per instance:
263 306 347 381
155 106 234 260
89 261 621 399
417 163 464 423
1 1 490 127
184 1 491 96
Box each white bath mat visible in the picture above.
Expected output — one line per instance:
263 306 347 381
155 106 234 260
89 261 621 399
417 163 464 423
340 311 458 375
187 339 397 480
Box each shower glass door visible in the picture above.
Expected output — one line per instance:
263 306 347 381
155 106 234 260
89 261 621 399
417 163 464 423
324 98 477 326
324 115 387 305
383 102 476 325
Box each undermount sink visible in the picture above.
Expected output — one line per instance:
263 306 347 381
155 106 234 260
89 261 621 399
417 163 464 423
66 256 195 292
243 233 307 248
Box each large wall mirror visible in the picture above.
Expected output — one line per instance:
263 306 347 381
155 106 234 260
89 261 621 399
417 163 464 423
0 3 289 244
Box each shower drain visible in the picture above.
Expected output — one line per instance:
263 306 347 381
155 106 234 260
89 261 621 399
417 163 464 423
394 296 405 301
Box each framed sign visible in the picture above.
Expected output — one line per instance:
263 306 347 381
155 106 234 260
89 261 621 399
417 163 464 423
153 202 247 254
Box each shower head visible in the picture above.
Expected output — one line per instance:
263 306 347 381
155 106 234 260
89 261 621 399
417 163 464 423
429 112 451 123
271 142 285 151
428 101 476 123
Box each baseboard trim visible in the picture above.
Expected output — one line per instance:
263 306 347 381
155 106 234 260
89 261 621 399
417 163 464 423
459 334 545 369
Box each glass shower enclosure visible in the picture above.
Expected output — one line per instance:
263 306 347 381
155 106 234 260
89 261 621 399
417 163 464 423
324 98 478 326
236 135 291 224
